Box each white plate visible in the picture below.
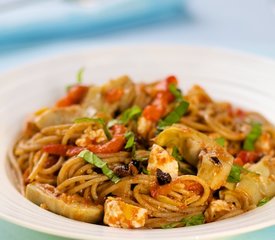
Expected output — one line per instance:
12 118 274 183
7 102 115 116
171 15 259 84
0 45 275 240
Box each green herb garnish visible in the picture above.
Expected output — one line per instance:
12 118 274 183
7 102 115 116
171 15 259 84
107 119 122 128
120 105 142 124
142 167 150 175
78 150 120 183
161 222 180 229
227 164 242 183
257 197 271 207
134 156 148 162
66 68 85 91
172 146 183 161
168 84 182 102
124 131 135 149
77 67 84 84
243 122 262 151
161 214 205 229
158 100 189 130
74 117 112 140
183 213 205 226
215 137 226 147
227 163 259 183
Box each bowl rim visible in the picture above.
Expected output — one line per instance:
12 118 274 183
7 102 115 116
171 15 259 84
0 44 275 240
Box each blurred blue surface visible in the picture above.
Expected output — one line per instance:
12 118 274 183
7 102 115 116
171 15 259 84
0 0 275 239
0 0 186 53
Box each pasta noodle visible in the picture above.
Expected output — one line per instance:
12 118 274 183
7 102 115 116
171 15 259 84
11 74 275 229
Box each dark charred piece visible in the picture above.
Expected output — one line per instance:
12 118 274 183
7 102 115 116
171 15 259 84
210 156 221 165
156 168 172 185
113 162 138 177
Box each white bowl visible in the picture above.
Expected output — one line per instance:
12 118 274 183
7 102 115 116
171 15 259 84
0 45 274 240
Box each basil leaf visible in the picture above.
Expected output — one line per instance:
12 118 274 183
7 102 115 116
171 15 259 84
107 119 122 128
243 123 262 151
142 167 150 175
78 150 120 183
227 164 242 183
161 214 205 229
74 117 104 124
74 117 112 140
182 214 205 226
257 197 271 207
158 100 189 130
168 84 182 102
134 156 148 162
124 131 135 149
172 146 183 161
66 68 85 91
77 67 84 84
120 105 142 124
161 222 180 229
215 137 226 147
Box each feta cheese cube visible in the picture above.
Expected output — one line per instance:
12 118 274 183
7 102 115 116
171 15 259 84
104 197 148 229
148 144 178 179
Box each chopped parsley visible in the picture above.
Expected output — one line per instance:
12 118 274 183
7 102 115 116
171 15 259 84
183 213 205 226
66 67 85 91
257 197 271 207
161 222 180 229
168 84 182 102
76 67 85 84
107 119 121 128
227 164 242 183
171 146 183 162
243 122 262 151
120 105 142 124
158 100 189 130
161 214 205 229
142 167 150 175
215 137 226 147
124 131 135 149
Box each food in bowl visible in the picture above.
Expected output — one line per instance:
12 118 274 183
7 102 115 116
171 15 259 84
10 73 275 229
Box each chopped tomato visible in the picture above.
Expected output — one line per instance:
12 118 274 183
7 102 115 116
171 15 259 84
66 146 85 157
182 180 204 195
56 85 89 107
43 144 69 156
143 105 162 122
142 76 178 122
104 88 124 104
155 75 178 92
234 157 244 166
235 108 246 119
234 150 260 166
43 144 84 157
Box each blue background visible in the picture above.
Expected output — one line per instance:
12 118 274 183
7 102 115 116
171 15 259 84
0 0 275 239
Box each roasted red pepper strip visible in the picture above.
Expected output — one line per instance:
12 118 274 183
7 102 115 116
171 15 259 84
43 125 127 156
56 85 89 107
43 144 82 156
104 88 124 104
87 124 127 154
87 135 126 154
234 150 260 166
66 146 85 157
143 76 178 122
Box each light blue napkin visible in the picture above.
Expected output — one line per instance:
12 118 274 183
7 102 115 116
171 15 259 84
0 0 186 53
